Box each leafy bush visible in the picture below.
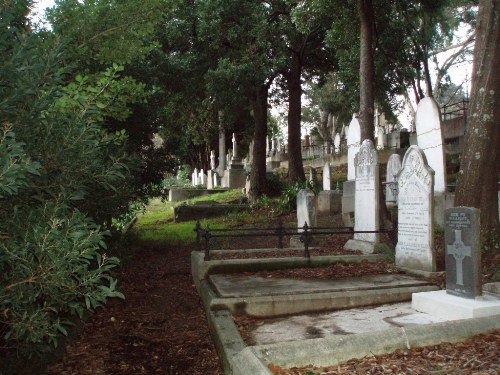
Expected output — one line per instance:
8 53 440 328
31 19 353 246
277 180 318 214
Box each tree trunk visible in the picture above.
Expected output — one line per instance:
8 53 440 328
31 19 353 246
287 51 306 184
455 0 500 239
357 0 375 142
248 84 269 201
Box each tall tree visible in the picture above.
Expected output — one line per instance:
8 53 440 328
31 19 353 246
455 0 499 239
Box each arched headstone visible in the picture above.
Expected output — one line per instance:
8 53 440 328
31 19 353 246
396 146 435 272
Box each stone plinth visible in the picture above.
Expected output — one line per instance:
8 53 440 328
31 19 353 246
412 290 500 320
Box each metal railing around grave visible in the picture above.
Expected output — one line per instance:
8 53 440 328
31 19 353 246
193 220 397 261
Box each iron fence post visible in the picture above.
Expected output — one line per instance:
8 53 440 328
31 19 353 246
204 225 211 261
300 222 311 259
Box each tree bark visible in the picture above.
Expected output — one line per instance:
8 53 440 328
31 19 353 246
357 0 375 142
248 84 269 201
287 51 306 184
455 0 500 238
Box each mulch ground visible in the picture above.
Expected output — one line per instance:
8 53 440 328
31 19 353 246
41 213 498 374
46 243 223 375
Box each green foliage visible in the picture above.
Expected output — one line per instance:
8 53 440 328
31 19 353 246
277 181 318 214
0 202 123 355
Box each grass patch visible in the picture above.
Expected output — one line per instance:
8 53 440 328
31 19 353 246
131 190 247 246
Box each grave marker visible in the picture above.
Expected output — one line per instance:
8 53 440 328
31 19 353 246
297 189 317 231
445 207 481 298
323 162 331 191
344 139 379 253
395 146 435 272
386 154 402 205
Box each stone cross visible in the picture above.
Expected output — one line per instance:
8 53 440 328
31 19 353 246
446 229 471 286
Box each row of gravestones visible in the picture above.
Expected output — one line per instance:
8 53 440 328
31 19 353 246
191 134 246 189
345 96 447 225
298 139 482 300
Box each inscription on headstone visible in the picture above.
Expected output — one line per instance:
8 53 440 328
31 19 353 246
445 207 481 298
395 146 436 272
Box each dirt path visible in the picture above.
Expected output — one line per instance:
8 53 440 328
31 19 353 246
47 243 223 375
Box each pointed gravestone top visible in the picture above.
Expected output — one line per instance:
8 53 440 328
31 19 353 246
415 96 446 194
232 133 238 160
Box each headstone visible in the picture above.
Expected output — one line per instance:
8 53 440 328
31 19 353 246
210 150 216 170
192 168 199 186
395 146 436 272
199 169 207 187
346 115 361 181
376 127 385 150
445 207 481 299
415 97 446 225
207 170 214 189
334 133 341 154
323 162 331 191
344 139 379 253
386 154 402 205
296 189 317 231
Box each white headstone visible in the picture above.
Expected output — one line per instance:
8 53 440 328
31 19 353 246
334 133 341 153
396 145 436 272
345 139 379 252
207 169 213 189
323 162 331 191
386 154 402 204
192 168 199 186
199 169 207 186
210 150 216 170
297 189 317 231
346 116 361 180
415 96 446 194
376 127 385 150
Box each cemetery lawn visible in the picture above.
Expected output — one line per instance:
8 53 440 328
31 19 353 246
45 195 499 374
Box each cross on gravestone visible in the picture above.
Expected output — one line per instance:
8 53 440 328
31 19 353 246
446 229 471 286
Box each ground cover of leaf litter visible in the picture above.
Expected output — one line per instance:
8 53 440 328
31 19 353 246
45 212 499 375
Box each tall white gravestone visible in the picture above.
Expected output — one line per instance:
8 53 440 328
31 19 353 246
396 146 436 272
334 133 341 154
386 154 402 205
323 162 331 191
344 139 379 253
346 116 361 181
415 97 446 225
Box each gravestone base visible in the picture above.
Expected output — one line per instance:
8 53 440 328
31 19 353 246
344 239 377 254
223 164 246 189
412 290 500 320
396 266 443 279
